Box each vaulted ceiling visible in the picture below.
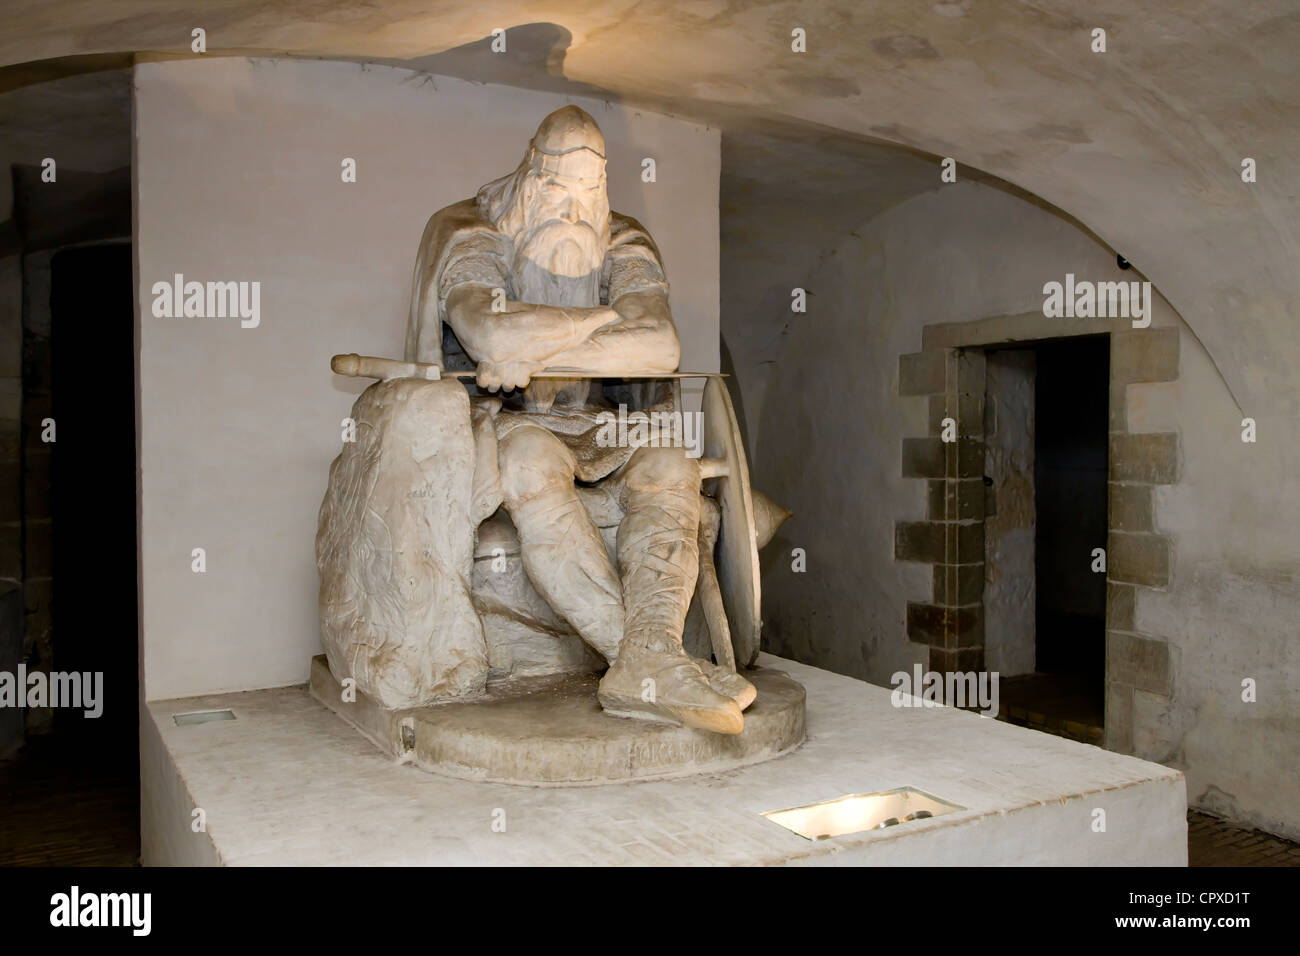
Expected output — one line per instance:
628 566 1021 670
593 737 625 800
1 1 1296 419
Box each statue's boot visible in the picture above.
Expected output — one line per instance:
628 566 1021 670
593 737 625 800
601 448 743 732
598 640 743 734
692 658 758 712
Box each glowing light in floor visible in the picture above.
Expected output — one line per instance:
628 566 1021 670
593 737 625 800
762 787 964 840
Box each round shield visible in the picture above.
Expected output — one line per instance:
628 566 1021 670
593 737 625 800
701 377 762 667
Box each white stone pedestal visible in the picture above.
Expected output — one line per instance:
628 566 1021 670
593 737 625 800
141 654 1186 865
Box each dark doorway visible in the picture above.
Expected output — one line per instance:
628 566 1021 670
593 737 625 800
1034 336 1109 685
988 335 1108 741
49 243 138 740
0 242 140 865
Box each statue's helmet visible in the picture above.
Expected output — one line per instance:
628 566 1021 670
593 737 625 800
477 105 611 240
528 106 606 181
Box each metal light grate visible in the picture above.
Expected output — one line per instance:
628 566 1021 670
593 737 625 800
172 709 236 726
762 787 964 840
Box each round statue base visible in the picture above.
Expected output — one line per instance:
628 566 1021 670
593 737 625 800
309 656 805 786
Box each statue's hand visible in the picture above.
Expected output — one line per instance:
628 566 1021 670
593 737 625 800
476 358 544 392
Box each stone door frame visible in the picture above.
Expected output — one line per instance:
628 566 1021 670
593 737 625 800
894 311 1180 752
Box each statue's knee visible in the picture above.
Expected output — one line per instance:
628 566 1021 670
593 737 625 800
620 445 700 495
499 427 575 503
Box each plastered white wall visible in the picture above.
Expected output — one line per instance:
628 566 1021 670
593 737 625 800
735 179 1300 839
135 57 719 701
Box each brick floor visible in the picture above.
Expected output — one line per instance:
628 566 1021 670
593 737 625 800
1188 810 1300 867
997 672 1104 744
0 733 139 867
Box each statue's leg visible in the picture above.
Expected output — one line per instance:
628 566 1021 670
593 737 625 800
613 446 702 654
498 425 624 662
596 446 744 734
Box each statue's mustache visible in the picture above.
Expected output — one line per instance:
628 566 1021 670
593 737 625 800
524 217 600 237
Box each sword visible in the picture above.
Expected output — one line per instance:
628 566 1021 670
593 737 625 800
330 353 726 381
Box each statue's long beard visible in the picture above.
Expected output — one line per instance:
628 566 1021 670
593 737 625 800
511 219 605 309
508 218 607 410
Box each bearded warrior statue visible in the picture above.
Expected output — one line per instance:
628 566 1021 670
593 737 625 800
317 106 762 734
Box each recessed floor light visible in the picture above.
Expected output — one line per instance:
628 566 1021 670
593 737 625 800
762 787 964 840
173 709 236 726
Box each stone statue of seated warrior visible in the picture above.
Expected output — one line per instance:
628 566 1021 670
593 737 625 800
317 106 756 734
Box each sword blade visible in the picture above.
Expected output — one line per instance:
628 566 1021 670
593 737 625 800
331 353 726 381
